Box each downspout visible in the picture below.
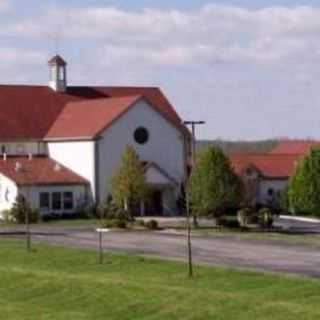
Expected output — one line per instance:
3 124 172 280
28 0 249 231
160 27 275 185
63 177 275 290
94 139 100 205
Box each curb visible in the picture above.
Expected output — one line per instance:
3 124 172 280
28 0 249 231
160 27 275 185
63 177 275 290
280 215 320 224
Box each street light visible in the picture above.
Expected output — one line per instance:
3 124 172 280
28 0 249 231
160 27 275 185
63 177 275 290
183 121 206 168
182 120 206 278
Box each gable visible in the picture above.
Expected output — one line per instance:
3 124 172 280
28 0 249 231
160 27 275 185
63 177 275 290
144 163 178 186
45 96 141 139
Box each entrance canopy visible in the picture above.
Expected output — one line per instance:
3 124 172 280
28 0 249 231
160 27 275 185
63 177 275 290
144 162 178 187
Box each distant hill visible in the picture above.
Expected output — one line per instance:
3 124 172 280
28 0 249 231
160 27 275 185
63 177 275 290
197 139 278 154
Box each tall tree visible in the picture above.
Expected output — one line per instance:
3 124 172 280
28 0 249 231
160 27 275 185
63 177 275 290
111 145 148 219
287 148 320 216
188 146 243 220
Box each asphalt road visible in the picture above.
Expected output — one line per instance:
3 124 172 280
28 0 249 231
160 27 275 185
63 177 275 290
2 221 319 278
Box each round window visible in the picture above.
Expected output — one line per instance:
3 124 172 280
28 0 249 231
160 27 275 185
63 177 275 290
134 127 149 144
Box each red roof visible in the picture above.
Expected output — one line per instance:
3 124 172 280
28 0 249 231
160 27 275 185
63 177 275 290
270 141 320 155
229 153 304 178
0 85 187 140
0 156 88 186
46 96 141 139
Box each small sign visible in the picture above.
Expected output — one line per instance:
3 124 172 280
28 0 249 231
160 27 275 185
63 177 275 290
96 228 110 233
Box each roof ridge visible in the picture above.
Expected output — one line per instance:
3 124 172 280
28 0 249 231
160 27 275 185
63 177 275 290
0 84 48 88
65 94 142 105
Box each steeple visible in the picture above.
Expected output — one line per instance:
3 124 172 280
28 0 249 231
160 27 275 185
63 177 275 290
48 55 67 92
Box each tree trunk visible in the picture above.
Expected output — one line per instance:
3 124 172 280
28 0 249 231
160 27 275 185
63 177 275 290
193 215 199 228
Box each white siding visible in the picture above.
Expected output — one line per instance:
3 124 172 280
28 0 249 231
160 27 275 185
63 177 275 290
145 166 172 185
97 99 186 203
258 179 287 204
162 187 178 216
0 174 18 216
48 141 95 199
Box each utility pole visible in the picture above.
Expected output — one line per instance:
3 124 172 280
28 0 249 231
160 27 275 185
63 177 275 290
183 120 206 278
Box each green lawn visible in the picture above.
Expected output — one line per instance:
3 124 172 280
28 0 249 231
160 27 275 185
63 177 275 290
0 241 320 319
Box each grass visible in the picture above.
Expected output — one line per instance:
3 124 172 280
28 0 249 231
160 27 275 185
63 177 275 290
0 240 320 319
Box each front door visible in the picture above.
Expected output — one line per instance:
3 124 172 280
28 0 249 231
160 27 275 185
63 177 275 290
146 189 163 216
153 190 163 215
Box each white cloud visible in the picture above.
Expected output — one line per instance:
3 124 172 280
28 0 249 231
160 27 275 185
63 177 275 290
0 47 45 66
2 4 320 68
0 0 8 11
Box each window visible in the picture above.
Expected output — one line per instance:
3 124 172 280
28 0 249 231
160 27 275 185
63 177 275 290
63 192 73 210
16 144 25 155
5 188 9 202
267 188 274 197
246 168 253 176
49 67 54 81
134 127 149 144
40 192 50 210
52 192 62 210
58 66 64 81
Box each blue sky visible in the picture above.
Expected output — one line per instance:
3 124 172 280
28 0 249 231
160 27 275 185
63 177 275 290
1 0 320 140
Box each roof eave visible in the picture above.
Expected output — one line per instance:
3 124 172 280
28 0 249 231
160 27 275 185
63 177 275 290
43 136 95 142
18 181 89 187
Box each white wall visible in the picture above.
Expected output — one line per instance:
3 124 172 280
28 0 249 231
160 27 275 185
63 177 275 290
0 141 47 155
48 141 95 200
162 186 178 216
145 166 173 185
258 179 287 204
0 174 18 216
97 99 186 203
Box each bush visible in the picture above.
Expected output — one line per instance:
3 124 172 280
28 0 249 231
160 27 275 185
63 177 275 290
75 205 96 220
29 209 39 223
145 219 159 230
135 219 145 227
104 219 127 229
237 208 254 227
10 194 39 224
216 216 240 228
0 209 15 223
258 208 274 228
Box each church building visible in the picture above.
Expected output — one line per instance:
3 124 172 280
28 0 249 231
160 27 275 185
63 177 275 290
0 55 190 217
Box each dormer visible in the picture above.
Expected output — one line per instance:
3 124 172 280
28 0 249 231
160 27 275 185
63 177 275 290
48 55 67 92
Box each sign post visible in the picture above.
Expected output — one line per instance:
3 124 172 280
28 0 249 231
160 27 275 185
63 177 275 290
96 228 110 264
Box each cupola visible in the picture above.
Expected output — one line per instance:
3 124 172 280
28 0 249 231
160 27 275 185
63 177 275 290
48 54 67 92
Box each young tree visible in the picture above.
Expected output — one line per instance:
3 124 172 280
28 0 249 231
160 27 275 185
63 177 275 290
111 145 149 220
188 146 243 221
287 148 320 216
11 194 38 224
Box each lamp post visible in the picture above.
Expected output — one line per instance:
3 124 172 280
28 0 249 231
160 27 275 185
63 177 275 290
183 120 206 278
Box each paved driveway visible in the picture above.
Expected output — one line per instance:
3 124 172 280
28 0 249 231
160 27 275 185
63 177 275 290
2 224 319 278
